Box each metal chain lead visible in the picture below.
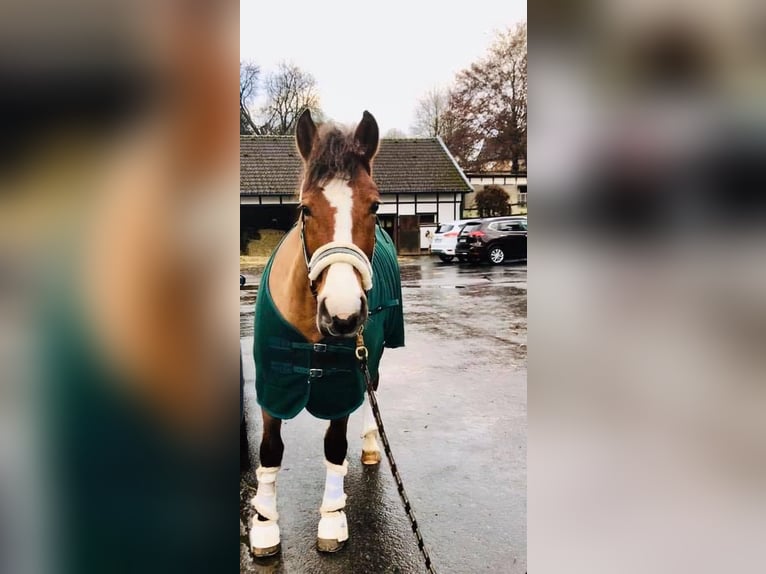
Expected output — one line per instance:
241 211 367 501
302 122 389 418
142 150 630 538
356 330 438 574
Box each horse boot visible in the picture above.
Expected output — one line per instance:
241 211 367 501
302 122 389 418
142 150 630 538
361 398 381 465
317 459 349 552
249 466 281 557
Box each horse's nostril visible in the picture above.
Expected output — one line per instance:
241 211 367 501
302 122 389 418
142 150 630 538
331 313 360 334
318 299 330 321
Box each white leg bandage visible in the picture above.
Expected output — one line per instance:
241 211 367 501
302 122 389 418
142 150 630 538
320 459 348 512
318 459 349 546
249 466 281 554
361 397 380 454
362 432 380 454
361 396 378 437
251 466 280 520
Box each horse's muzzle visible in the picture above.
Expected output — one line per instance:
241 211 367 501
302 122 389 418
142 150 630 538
317 297 368 338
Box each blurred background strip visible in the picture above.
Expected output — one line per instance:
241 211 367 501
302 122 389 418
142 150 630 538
529 0 766 573
0 1 240 573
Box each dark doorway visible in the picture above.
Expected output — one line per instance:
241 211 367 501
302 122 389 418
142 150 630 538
240 204 298 253
397 215 420 255
240 204 298 232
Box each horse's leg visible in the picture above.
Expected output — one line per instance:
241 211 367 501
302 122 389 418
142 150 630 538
361 372 381 465
240 418 250 472
317 416 350 553
249 410 283 557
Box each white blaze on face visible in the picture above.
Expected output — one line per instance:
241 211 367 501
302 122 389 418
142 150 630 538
319 179 364 320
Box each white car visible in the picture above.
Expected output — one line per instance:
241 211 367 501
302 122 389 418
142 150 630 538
430 219 481 262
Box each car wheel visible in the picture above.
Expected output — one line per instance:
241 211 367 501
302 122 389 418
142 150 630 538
438 254 454 262
489 246 505 265
457 255 468 263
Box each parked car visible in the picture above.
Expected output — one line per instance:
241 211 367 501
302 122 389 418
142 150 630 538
430 219 481 262
455 216 527 264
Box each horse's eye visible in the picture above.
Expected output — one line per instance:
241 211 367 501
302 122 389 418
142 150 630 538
370 202 380 214
301 205 312 217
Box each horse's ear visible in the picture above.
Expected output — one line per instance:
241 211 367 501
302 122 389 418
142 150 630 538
354 110 379 166
296 109 316 161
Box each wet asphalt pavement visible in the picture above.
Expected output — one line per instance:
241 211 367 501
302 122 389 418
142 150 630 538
240 257 527 573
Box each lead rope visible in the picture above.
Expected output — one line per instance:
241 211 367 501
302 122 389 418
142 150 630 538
355 327 438 574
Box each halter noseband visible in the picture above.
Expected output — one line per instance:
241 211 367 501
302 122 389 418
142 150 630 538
300 213 374 295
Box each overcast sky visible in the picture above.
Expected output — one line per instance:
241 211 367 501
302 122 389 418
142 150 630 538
240 0 526 134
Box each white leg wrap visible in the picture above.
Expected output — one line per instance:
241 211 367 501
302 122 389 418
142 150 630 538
320 459 348 512
318 459 349 544
362 432 380 453
249 466 281 553
249 517 281 553
318 509 349 543
361 396 378 437
250 466 280 520
361 398 381 460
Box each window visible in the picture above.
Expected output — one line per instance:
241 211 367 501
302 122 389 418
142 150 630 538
419 214 436 225
460 222 482 235
435 223 454 234
491 220 527 232
518 184 527 206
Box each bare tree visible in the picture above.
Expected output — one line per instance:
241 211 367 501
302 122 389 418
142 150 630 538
384 128 407 138
443 23 527 172
240 62 260 134
411 87 451 137
258 62 321 135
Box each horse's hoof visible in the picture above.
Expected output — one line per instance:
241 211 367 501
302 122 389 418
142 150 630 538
251 543 281 558
361 450 381 465
317 537 346 553
249 514 281 559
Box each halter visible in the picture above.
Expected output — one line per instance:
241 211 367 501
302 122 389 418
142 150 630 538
300 212 375 296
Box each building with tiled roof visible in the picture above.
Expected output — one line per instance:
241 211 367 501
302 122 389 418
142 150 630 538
241 136 473 254
464 171 528 217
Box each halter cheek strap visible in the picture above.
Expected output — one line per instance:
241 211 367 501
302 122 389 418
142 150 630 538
308 242 373 291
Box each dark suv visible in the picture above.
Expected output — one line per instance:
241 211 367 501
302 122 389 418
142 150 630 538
455 216 527 264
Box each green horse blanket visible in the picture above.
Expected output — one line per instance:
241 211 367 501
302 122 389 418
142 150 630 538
253 225 404 420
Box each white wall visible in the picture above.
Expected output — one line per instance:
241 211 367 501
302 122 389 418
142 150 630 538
438 202 459 223
378 201 397 215
241 194 463 223
240 195 299 205
416 202 437 213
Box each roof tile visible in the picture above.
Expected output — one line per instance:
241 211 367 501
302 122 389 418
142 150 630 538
240 136 472 196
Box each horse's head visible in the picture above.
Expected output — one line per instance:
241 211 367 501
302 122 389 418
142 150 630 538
295 109 381 338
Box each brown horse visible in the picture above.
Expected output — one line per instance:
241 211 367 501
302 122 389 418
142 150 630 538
248 110 404 557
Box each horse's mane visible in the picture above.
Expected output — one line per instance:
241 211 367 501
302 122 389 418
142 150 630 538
303 124 370 188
